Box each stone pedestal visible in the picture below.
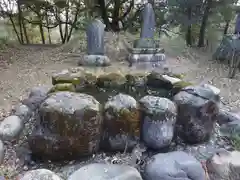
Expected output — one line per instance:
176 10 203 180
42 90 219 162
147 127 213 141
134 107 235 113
78 55 111 67
128 39 167 71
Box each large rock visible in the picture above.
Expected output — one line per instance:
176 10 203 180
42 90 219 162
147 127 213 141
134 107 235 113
0 140 4 164
102 93 140 152
206 149 240 180
68 163 143 180
139 96 176 149
173 85 220 144
0 115 24 141
20 169 62 180
22 86 50 111
28 92 102 160
144 151 206 180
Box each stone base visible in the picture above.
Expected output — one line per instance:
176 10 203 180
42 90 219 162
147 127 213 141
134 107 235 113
129 61 169 73
130 48 165 54
128 53 166 63
79 55 111 67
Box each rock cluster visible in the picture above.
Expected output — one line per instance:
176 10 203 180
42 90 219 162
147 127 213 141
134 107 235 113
2 67 240 180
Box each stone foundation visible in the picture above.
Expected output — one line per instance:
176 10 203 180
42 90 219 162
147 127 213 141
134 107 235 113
78 55 111 67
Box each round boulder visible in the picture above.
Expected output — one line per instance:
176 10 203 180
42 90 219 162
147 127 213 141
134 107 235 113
68 163 143 180
20 169 62 180
102 93 140 152
206 149 240 180
139 96 177 150
0 115 24 141
173 85 219 144
144 151 206 180
28 92 102 160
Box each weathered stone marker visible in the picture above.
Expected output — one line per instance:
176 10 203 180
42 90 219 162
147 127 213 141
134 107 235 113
78 19 111 66
140 2 156 39
128 3 166 72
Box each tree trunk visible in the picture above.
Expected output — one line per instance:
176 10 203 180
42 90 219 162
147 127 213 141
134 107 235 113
22 20 29 44
198 0 212 47
223 20 230 35
39 22 45 44
98 0 111 30
111 0 121 32
17 0 24 44
63 3 70 44
46 16 52 44
59 24 64 44
9 16 22 44
186 7 192 46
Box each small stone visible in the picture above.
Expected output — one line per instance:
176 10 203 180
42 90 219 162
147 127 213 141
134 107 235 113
20 169 63 180
0 140 4 164
12 104 32 122
22 86 50 111
144 151 206 180
200 83 220 96
68 163 143 180
0 115 23 141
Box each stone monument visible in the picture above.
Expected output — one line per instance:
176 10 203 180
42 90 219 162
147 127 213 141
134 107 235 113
128 3 166 71
78 19 111 66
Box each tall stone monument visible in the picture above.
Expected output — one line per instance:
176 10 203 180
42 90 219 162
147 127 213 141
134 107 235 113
128 3 166 71
78 19 111 66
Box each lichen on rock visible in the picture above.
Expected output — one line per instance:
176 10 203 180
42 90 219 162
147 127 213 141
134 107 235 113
102 93 140 152
96 73 126 89
28 91 103 160
49 83 76 93
139 95 177 149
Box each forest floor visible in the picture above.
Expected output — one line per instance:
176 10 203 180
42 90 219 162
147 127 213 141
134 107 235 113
0 34 240 119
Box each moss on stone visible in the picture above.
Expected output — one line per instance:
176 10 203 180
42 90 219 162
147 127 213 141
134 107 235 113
49 83 76 93
171 73 186 79
105 107 140 137
97 73 126 88
52 71 83 85
125 73 147 86
172 81 193 95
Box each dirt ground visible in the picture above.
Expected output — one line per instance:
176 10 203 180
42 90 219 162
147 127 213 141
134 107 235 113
1 38 240 119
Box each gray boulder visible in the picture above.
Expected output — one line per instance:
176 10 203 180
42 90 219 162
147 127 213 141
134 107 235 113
144 151 206 180
12 104 32 122
0 115 24 141
217 108 240 125
22 86 50 111
139 96 176 149
20 169 62 180
28 91 102 160
0 140 4 164
206 149 240 180
102 93 140 152
220 119 240 136
68 163 143 180
173 85 220 144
